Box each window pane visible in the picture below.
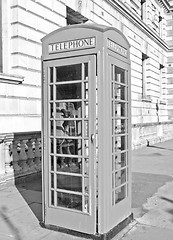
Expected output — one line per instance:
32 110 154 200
115 169 126 187
56 138 82 156
57 174 82 192
114 119 126 134
114 84 126 100
114 102 126 117
56 64 82 82
115 66 125 84
56 83 81 100
57 192 82 211
55 102 82 118
115 185 126 204
56 156 82 174
50 67 53 83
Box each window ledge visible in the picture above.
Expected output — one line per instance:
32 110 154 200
159 100 166 105
142 97 152 102
0 73 24 84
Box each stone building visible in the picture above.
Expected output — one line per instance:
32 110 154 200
0 0 173 180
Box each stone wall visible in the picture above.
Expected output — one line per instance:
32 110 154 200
0 0 66 133
0 0 173 147
132 121 173 149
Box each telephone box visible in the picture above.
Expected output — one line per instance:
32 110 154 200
41 24 132 239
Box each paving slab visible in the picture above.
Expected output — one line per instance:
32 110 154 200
114 223 173 240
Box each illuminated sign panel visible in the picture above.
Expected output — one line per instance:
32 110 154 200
107 39 127 57
49 37 96 53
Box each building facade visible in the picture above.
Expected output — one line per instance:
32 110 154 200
0 0 173 178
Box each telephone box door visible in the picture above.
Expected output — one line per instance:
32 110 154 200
42 55 96 234
104 55 131 231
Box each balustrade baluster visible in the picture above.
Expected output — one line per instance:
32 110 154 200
4 140 13 173
12 140 21 173
34 138 41 170
26 139 35 171
19 140 29 172
0 140 5 175
0 131 41 182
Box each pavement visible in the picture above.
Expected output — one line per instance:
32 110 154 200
0 139 173 240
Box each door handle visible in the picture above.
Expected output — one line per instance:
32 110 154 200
91 134 95 143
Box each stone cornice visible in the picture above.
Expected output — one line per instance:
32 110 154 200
157 0 173 12
107 0 173 52
0 73 24 84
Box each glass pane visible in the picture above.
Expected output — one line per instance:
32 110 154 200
84 82 88 100
50 120 54 136
56 156 82 174
57 192 82 211
50 138 54 153
50 103 53 118
55 120 82 137
114 102 126 117
55 102 82 118
114 84 126 100
56 83 81 100
115 66 125 84
84 196 89 213
84 63 88 80
51 173 54 188
56 138 82 156
57 174 82 192
51 190 54 205
56 64 82 82
50 85 53 100
84 158 89 175
84 139 89 157
114 119 126 134
84 102 88 118
115 169 126 187
51 155 54 171
114 152 126 170
50 67 53 83
115 185 126 204
84 177 89 194
114 136 126 151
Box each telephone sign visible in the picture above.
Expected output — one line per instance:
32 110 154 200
49 37 96 53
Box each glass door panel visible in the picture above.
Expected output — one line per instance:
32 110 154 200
111 64 129 207
44 55 96 234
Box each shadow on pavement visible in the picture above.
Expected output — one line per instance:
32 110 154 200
15 173 42 222
0 206 22 240
160 196 173 222
147 145 173 151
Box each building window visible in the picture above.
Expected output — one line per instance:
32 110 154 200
159 63 165 101
66 6 88 25
159 15 163 38
141 0 146 21
142 53 149 99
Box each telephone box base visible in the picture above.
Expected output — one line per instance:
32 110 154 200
40 213 133 240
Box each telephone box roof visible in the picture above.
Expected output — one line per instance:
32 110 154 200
41 23 130 47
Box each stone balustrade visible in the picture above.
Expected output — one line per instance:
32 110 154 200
0 131 41 183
